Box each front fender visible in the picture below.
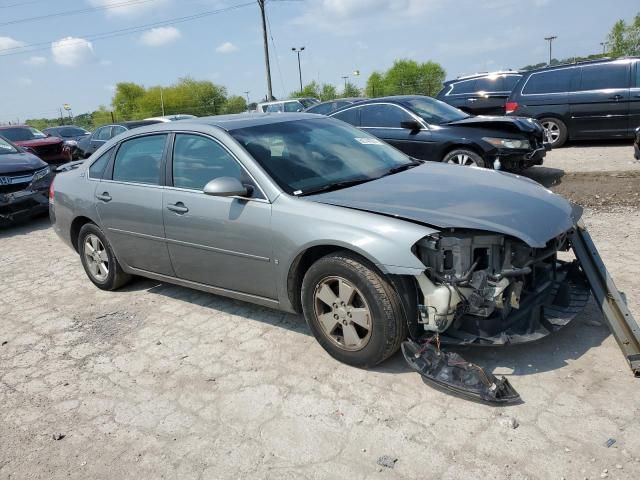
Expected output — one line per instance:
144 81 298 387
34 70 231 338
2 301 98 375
272 195 436 309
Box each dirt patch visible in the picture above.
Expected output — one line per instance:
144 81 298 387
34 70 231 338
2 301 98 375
543 171 640 208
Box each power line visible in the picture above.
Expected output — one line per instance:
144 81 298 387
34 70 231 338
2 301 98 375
0 1 255 58
264 7 287 98
0 0 159 27
0 0 56 9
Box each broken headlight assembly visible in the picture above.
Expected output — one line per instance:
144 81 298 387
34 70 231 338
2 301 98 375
482 137 531 149
31 166 51 183
412 231 589 345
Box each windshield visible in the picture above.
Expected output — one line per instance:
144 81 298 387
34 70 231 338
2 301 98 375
0 126 47 142
405 97 470 124
0 136 18 154
231 118 415 195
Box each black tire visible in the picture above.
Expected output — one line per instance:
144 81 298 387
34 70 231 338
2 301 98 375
442 148 486 168
301 251 407 368
539 117 568 148
78 223 131 291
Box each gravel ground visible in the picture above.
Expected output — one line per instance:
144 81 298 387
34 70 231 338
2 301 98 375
1 144 639 480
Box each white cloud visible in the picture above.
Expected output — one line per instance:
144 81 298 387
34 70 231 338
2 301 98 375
216 41 238 54
88 0 169 17
24 56 47 66
140 26 181 47
17 77 33 86
0 36 25 51
292 0 438 32
51 37 95 66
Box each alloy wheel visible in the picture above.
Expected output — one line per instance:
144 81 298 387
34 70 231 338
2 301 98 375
542 120 561 144
446 153 478 166
84 234 109 282
313 276 372 351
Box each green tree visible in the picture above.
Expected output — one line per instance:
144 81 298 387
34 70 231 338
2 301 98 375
112 82 145 120
607 13 640 56
319 83 337 101
291 81 321 99
223 95 248 114
365 72 385 97
92 106 113 126
341 81 361 97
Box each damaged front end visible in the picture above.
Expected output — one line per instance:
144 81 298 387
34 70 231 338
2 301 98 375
412 230 590 345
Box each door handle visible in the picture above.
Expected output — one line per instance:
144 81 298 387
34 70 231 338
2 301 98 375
167 202 189 214
608 94 623 101
95 192 112 202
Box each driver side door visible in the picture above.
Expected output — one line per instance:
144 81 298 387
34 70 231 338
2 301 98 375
162 133 276 299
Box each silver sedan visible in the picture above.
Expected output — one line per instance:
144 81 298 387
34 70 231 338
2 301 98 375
50 113 588 367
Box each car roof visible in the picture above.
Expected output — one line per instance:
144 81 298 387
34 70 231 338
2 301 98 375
0 124 32 130
520 56 640 75
117 113 325 133
446 70 522 83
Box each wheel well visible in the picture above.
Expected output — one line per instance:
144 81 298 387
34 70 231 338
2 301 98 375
442 144 484 161
70 216 94 252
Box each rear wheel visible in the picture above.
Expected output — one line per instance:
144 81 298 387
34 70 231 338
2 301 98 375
442 148 486 168
540 117 568 148
78 223 131 290
301 252 407 368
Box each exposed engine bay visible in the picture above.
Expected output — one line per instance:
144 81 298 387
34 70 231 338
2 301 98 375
412 230 589 345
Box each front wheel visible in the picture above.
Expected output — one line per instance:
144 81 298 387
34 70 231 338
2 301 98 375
442 148 486 168
301 252 407 368
539 117 568 148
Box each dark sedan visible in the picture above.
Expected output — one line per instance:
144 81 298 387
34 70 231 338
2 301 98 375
0 135 52 225
75 120 164 159
43 125 91 160
329 95 548 171
0 125 72 165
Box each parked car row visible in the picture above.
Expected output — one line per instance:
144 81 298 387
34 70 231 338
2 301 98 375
438 57 640 148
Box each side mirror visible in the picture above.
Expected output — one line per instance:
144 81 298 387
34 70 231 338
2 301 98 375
400 120 422 131
203 177 249 197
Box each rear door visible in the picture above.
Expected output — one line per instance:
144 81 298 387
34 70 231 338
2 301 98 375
357 103 433 160
468 74 522 115
96 133 174 275
569 61 631 139
440 78 477 112
162 133 276 299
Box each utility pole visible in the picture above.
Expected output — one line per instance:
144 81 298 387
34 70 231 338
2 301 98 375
258 0 274 101
600 41 607 55
244 91 250 111
160 87 165 116
292 46 305 92
544 35 557 65
341 75 349 92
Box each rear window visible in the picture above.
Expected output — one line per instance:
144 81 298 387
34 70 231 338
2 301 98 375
522 68 573 95
0 127 47 142
579 63 629 91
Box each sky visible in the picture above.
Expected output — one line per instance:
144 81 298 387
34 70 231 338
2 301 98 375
0 0 637 123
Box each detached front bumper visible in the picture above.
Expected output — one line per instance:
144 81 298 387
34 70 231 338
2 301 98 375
0 187 50 225
497 144 547 171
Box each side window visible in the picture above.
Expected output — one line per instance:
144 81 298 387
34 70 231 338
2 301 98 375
523 68 573 94
503 75 522 91
475 77 504 92
112 134 166 185
88 148 112 179
579 63 629 91
450 79 476 95
308 103 332 115
284 101 303 112
360 104 412 128
172 134 245 191
266 103 283 112
94 127 112 141
331 107 360 126
111 126 127 138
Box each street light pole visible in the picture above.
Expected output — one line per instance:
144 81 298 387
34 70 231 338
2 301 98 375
341 75 349 91
292 46 305 92
258 0 273 101
544 35 557 65
600 41 607 55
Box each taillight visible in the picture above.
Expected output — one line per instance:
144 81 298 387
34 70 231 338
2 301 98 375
48 178 55 200
505 101 518 114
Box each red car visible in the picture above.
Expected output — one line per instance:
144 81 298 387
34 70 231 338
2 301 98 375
0 125 72 164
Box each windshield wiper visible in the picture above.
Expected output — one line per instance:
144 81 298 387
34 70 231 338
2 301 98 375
298 177 374 196
383 159 423 176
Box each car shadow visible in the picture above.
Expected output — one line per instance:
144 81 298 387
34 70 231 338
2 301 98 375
522 166 565 188
0 215 51 239
564 139 633 149
131 276 609 380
